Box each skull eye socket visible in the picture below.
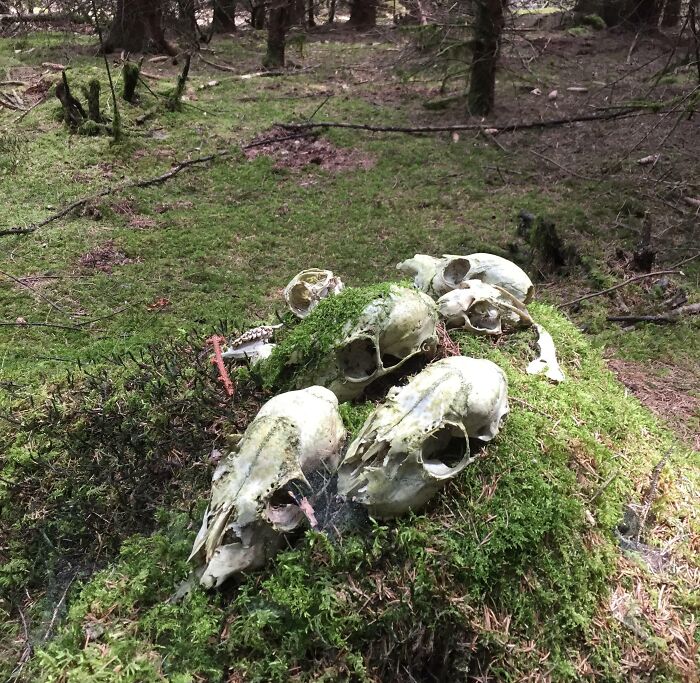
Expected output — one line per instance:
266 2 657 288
337 336 378 381
422 425 469 476
442 258 472 288
468 302 501 332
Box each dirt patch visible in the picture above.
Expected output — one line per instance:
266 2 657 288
608 358 699 450
78 241 134 274
245 127 375 172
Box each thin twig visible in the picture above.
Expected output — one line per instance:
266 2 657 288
636 451 671 543
0 268 70 315
0 321 85 331
559 270 684 308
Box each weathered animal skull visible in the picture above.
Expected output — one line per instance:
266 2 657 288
397 253 534 303
337 356 509 518
299 285 439 401
284 268 344 318
189 386 346 588
437 281 533 335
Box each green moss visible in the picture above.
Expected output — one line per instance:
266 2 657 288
339 401 375 438
579 13 606 29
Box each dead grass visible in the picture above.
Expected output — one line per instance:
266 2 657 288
608 359 699 450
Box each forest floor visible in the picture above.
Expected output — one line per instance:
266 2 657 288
0 16 698 683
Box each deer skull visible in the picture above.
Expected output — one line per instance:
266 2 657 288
337 356 509 518
397 253 534 303
437 281 533 335
189 386 346 588
284 268 344 318
297 285 439 401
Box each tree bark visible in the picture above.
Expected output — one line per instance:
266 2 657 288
104 0 176 54
264 0 290 67
628 0 662 25
251 1 266 28
349 0 377 29
468 0 506 116
177 0 199 42
213 0 237 31
660 0 681 25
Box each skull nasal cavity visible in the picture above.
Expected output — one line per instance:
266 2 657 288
337 337 378 380
442 258 471 287
422 427 468 468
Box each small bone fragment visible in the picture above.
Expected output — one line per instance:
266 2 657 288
526 324 565 383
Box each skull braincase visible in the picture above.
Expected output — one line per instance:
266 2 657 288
284 268 344 318
337 356 509 518
437 281 533 335
397 253 534 303
301 285 439 401
189 386 346 588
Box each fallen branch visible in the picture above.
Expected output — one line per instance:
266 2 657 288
208 335 235 397
279 107 651 136
0 133 307 238
559 270 684 308
607 303 700 325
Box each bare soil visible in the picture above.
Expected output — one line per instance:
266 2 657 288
245 126 375 172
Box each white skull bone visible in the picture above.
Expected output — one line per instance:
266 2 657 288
437 281 533 335
189 386 346 588
337 356 509 518
284 268 344 318
397 253 534 303
299 285 439 401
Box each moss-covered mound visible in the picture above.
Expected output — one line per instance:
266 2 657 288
24 302 694 683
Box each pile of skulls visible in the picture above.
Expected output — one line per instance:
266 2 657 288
190 255 564 588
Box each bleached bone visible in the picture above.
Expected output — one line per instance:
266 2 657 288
397 253 534 303
337 356 508 518
526 324 565 383
437 281 533 335
222 324 282 363
297 285 438 401
284 268 344 318
189 386 346 588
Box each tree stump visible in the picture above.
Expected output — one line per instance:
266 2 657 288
122 62 140 103
55 71 86 130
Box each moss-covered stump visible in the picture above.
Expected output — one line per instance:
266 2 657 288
27 304 697 683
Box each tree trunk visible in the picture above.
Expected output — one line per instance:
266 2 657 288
349 0 377 29
104 0 176 54
213 0 237 31
468 0 506 116
290 0 305 24
251 1 266 28
264 0 290 67
660 0 681 25
178 0 199 42
328 0 336 23
628 0 662 25
307 0 316 27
